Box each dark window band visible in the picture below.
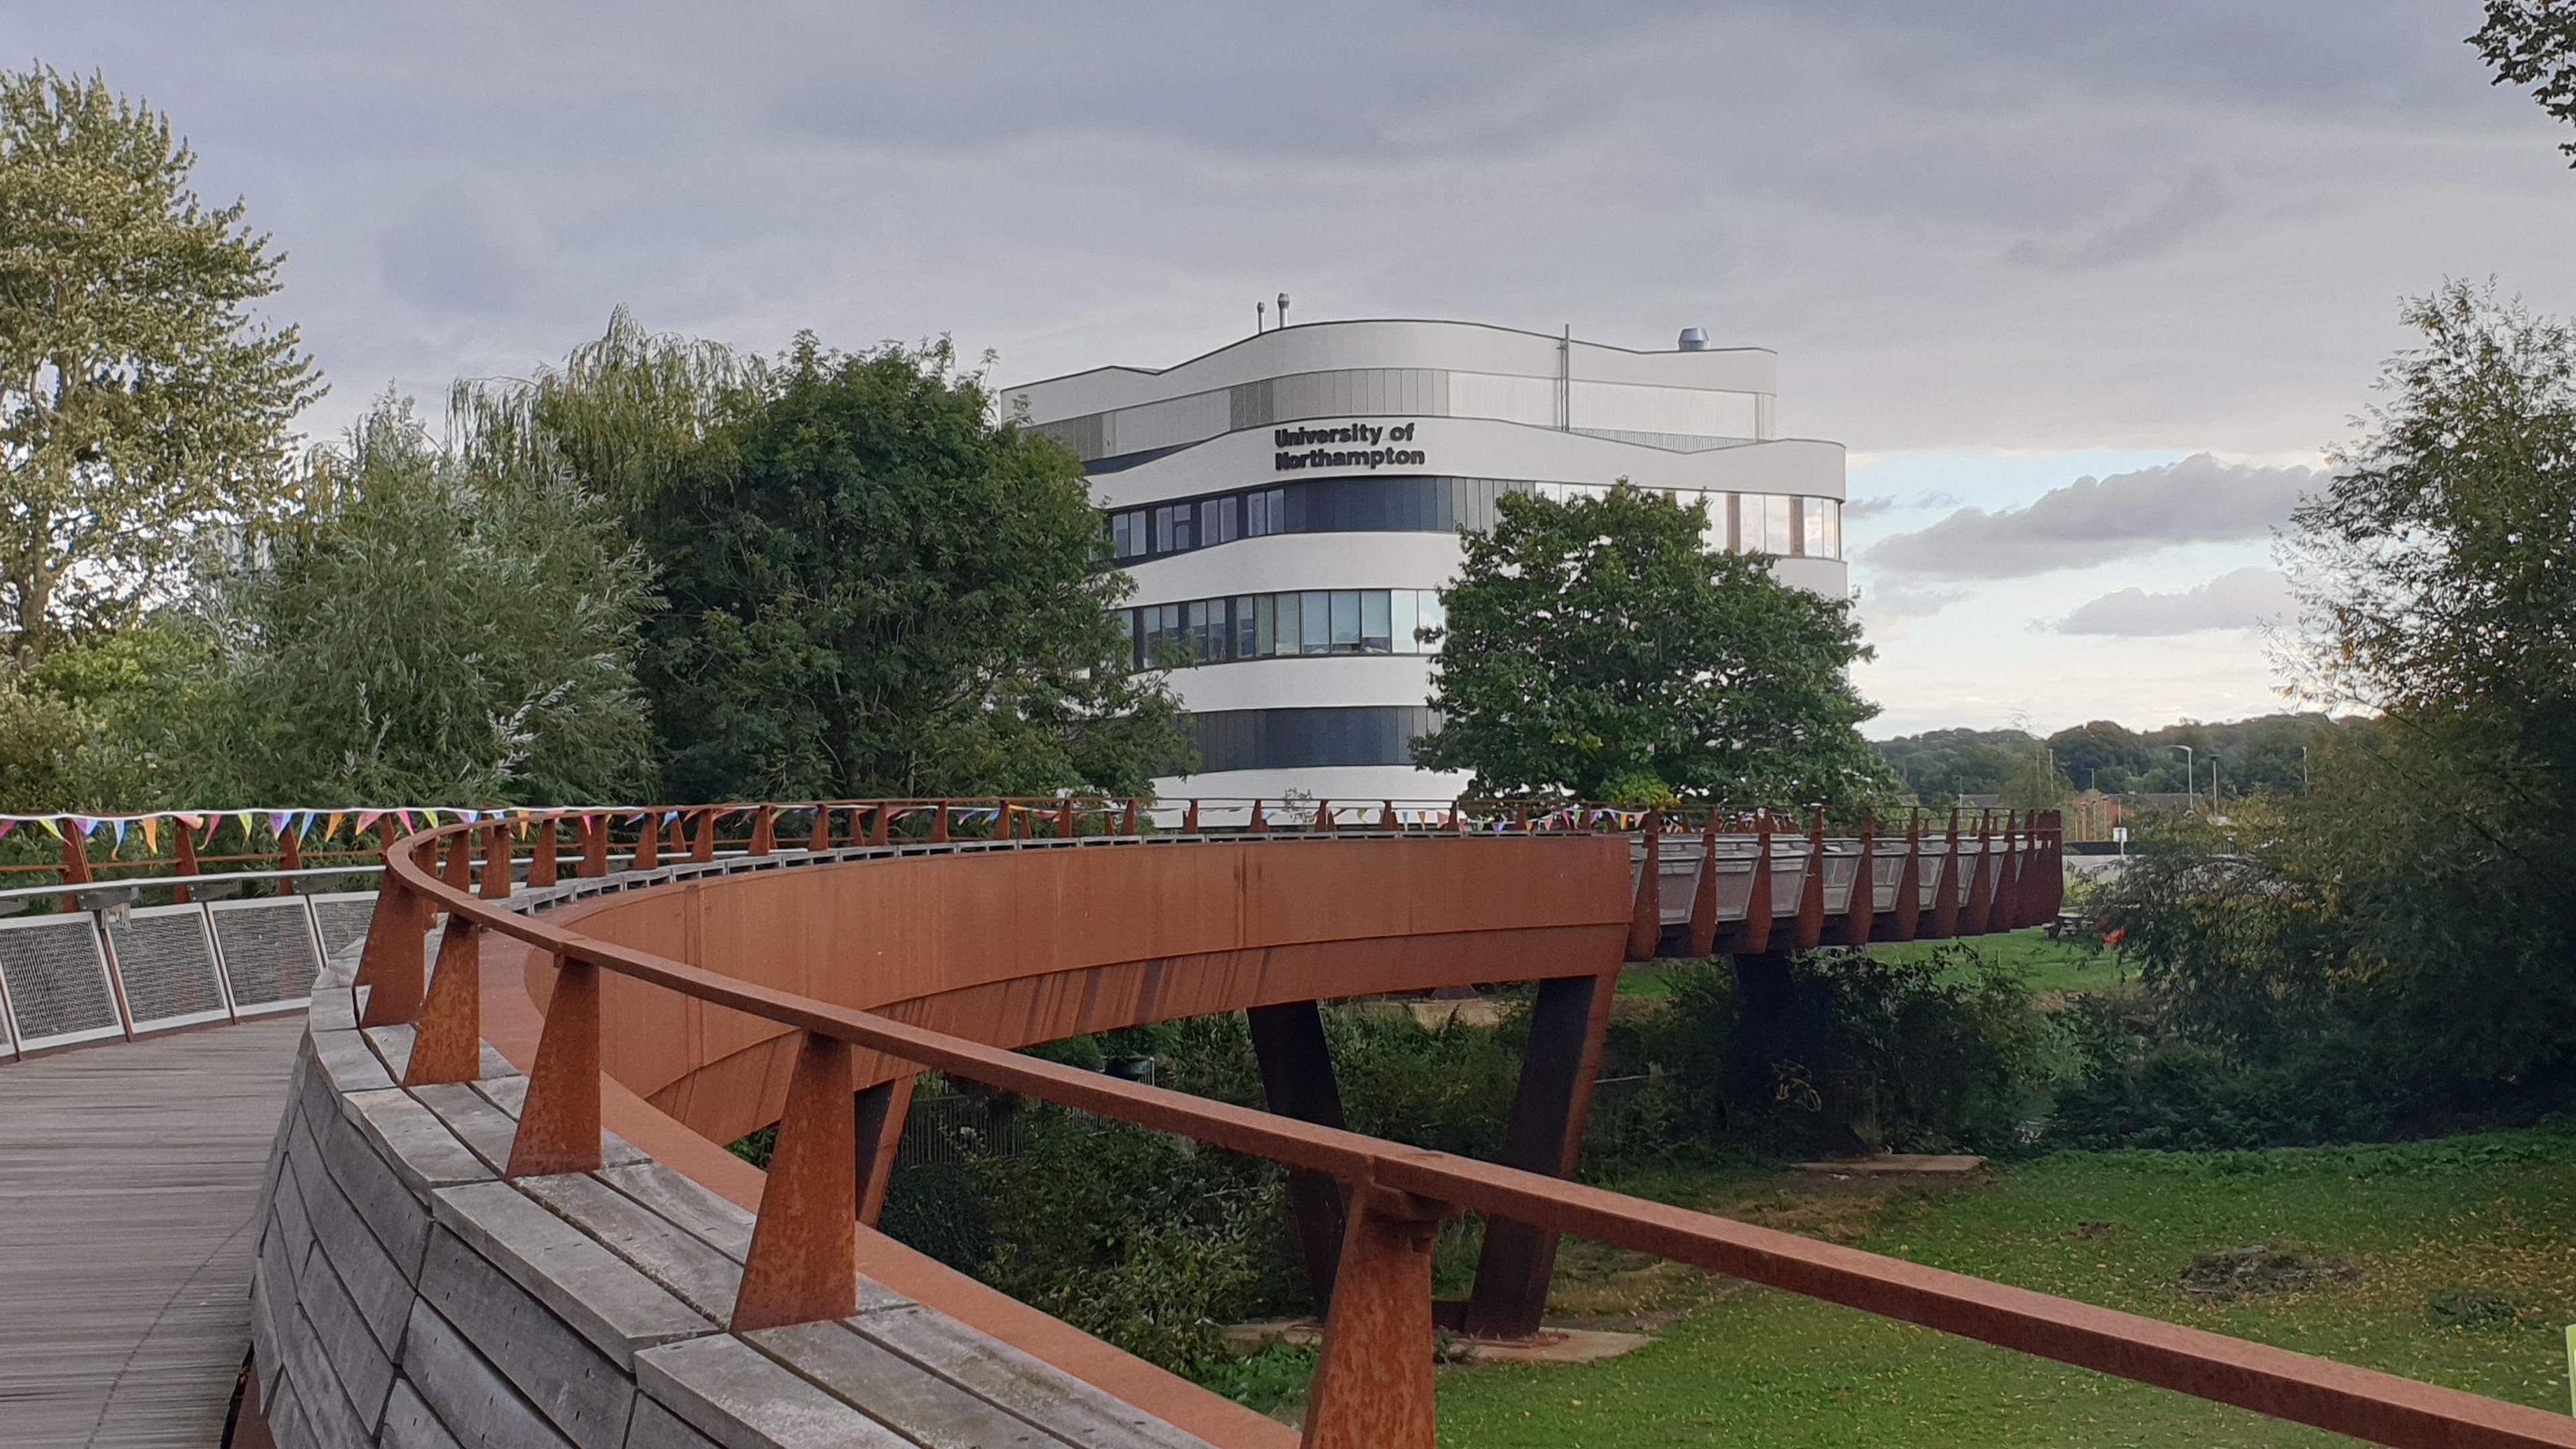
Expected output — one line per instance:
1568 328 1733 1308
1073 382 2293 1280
1106 476 1530 564
1188 706 1441 773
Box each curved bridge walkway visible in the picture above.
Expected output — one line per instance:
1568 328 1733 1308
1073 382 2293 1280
0 1016 306 1446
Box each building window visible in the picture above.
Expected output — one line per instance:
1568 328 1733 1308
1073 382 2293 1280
1187 705 1442 773
1299 591 1330 655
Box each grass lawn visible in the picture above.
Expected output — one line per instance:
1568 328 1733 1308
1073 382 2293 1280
1434 1125 2576 1446
1619 928 2132 1000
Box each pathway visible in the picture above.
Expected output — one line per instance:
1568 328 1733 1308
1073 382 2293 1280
0 1019 304 1448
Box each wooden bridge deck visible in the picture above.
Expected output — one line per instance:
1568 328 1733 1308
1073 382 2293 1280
0 1019 304 1448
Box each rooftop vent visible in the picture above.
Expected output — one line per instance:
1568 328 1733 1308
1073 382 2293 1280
1678 327 1709 352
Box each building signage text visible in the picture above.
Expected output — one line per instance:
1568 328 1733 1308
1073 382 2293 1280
1274 421 1424 472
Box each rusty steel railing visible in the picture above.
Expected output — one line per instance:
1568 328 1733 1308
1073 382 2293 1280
341 804 2576 1449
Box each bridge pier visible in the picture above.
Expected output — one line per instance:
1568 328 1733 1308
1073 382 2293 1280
1247 1000 1352 1310
1454 967 1619 1340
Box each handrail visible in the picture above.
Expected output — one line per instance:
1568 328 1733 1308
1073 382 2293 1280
341 804 2573 1449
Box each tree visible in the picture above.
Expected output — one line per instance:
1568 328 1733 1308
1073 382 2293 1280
451 307 755 514
635 337 1193 802
2045 720 2147 791
154 395 656 806
2000 738 2072 812
2473 1 2576 165
1872 727 2033 802
2104 286 2576 1112
1415 484 1892 809
0 66 321 660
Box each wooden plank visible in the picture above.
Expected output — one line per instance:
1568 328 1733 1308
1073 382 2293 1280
0 1018 305 1448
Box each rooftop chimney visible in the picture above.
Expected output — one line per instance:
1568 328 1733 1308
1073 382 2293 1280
1678 327 1708 351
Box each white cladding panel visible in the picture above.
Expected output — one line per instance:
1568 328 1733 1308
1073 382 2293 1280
1124 532 1463 602
1570 380 1761 438
1006 320 1777 422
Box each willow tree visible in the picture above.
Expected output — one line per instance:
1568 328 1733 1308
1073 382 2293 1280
0 66 319 661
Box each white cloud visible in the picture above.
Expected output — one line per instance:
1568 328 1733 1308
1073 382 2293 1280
1862 453 2318 580
2053 566 2297 636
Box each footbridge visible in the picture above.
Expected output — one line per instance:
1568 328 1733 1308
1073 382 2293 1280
8 799 2571 1448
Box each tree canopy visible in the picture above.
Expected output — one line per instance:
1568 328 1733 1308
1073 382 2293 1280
0 66 319 660
2474 1 2576 165
150 395 657 806
635 337 1192 802
1414 484 1890 809
2108 284 2576 1105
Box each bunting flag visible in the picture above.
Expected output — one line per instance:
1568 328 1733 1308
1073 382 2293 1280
0 819 14 844
233 810 253 840
268 810 292 838
38 818 61 841
354 811 382 835
140 817 159 853
109 818 128 850
327 812 347 841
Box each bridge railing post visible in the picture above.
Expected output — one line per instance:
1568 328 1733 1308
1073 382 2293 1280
507 954 603 1179
478 821 512 900
404 914 482 1085
731 1030 859 1333
355 852 431 1026
529 814 560 887
1626 808 1662 961
174 814 201 905
1301 1183 1447 1449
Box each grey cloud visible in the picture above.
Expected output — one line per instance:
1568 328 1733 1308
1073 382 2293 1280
2006 169 2231 270
1863 454 2318 580
1858 576 1970 623
13 0 2573 464
1843 495 1898 520
2053 567 2297 635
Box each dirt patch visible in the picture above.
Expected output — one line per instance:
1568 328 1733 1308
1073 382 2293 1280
2180 1244 2357 1300
2070 1220 2121 1240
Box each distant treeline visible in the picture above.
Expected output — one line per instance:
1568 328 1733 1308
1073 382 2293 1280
1875 713 2359 801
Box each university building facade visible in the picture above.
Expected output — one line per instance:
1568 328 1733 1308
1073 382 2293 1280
1002 319 1851 804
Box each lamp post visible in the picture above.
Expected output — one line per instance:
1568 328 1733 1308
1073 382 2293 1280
2173 745 2196 814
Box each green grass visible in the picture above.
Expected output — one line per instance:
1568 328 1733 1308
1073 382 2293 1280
1436 1124 2576 1446
1619 928 2131 1000
1876 926 2133 997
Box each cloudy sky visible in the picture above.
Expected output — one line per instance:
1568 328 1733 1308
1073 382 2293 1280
20 1 2576 735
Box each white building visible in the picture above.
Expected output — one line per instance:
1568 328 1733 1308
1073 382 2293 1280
1002 319 1850 805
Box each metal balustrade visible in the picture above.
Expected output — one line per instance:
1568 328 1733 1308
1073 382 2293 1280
330 800 2576 1449
0 867 369 1059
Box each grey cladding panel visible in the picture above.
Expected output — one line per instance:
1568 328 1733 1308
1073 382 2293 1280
214 897 325 1009
0 914 123 1049
108 904 231 1030
310 892 379 965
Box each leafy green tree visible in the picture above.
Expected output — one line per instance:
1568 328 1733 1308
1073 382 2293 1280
0 66 321 660
1872 727 2033 802
2045 720 2147 791
156 396 656 805
2474 1 2576 164
2106 285 2576 1114
635 337 1192 801
451 307 755 513
1415 484 1892 809
2000 738 2072 812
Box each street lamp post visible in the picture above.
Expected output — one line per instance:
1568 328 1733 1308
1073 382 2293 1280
2173 745 2196 814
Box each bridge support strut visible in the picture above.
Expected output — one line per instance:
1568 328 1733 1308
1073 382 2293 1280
1455 967 1618 1340
1248 1000 1352 1310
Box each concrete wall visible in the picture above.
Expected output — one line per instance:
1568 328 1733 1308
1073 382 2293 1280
247 961 1220 1448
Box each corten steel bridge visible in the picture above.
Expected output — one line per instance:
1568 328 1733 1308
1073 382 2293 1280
13 797 2575 1448
229 797 2569 1448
